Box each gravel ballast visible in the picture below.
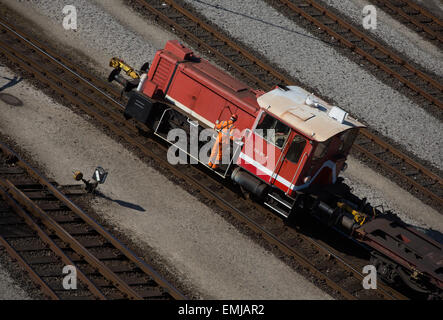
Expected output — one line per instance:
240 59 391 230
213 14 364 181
182 0 442 171
322 0 443 78
0 265 32 300
413 0 443 19
2 0 178 77
5 0 439 231
5 0 442 169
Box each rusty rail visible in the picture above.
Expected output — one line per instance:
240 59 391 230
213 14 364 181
2 1 439 212
1 179 143 299
0 140 185 300
0 235 59 300
371 0 443 43
0 186 107 299
277 0 442 108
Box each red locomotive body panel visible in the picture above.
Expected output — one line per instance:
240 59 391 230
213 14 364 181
143 40 260 133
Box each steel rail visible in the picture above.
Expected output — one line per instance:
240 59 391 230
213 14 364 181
141 0 288 89
0 185 107 300
399 0 443 26
371 0 443 43
356 130 443 206
277 0 442 108
0 20 122 106
136 0 273 90
0 141 186 300
358 129 442 186
133 0 442 207
0 39 127 120
192 178 407 300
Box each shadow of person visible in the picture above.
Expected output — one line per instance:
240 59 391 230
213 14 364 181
0 76 23 92
95 190 146 212
112 199 146 212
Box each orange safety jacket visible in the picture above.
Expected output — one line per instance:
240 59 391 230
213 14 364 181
208 120 236 168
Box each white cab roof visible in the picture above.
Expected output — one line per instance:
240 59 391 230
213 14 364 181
257 86 365 142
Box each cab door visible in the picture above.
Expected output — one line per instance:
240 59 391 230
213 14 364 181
239 129 282 184
238 112 286 183
274 133 311 195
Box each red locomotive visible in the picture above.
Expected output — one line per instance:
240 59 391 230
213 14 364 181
108 40 442 297
109 40 364 217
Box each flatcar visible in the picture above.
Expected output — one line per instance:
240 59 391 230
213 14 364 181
108 40 442 298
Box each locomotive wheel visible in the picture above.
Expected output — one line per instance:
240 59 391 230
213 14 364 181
397 267 430 295
370 253 398 284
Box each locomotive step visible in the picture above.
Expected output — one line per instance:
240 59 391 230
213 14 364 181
263 202 290 218
267 193 292 209
264 193 294 218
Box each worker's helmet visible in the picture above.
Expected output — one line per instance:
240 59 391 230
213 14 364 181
230 114 238 122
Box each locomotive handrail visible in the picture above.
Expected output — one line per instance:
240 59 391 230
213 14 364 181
225 141 244 177
154 107 172 135
287 152 308 194
269 134 291 185
154 108 239 178
186 117 199 126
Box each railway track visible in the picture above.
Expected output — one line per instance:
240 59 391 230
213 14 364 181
0 143 185 300
370 0 443 44
132 0 443 209
272 0 443 110
0 16 411 300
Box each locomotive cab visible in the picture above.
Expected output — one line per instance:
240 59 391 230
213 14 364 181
235 86 365 216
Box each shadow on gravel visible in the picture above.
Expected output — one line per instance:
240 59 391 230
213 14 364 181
415 227 443 245
95 191 146 212
0 76 23 106
0 76 22 92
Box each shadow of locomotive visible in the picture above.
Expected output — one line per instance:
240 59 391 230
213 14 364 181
94 190 146 212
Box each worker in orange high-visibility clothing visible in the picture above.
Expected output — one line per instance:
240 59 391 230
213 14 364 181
208 114 238 170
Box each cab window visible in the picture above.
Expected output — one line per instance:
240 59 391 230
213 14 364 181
255 113 291 149
286 135 307 164
313 139 331 161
